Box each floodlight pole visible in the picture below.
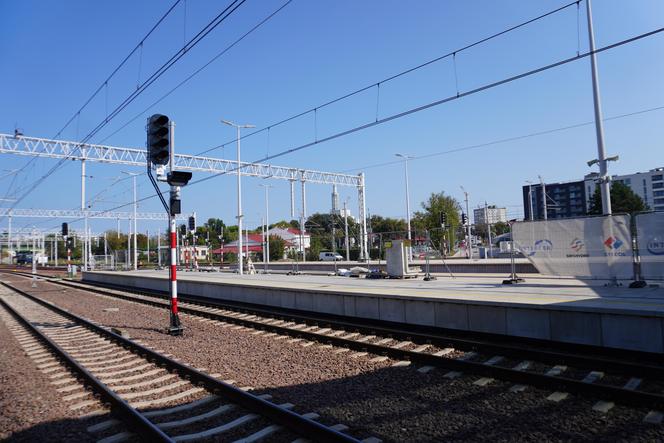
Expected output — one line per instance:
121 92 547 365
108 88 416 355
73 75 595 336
221 120 255 275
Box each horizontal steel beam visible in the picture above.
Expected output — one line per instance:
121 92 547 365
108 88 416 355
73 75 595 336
0 133 361 187
0 208 186 221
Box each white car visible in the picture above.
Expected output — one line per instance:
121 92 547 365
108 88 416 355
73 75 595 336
319 251 343 261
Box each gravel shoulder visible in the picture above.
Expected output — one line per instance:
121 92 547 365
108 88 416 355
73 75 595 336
5 276 664 442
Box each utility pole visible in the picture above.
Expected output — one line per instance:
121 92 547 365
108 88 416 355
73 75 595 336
157 227 161 267
461 186 472 260
526 180 534 221
123 172 140 270
81 155 87 271
7 215 11 265
54 233 58 267
260 183 272 271
539 175 547 221
395 154 413 262
127 218 131 269
31 228 37 287
343 200 350 261
485 202 492 259
586 0 612 215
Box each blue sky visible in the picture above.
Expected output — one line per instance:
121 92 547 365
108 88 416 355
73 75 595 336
1 0 663 235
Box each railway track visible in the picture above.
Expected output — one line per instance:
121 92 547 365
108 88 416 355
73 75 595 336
0 278 364 443
4 270 664 421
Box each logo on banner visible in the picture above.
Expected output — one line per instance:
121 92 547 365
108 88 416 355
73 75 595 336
603 236 627 256
524 239 553 256
566 238 588 258
647 238 664 255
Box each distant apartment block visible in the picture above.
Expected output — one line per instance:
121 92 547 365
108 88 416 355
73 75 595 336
473 206 507 225
522 167 664 220
522 180 587 220
585 167 664 212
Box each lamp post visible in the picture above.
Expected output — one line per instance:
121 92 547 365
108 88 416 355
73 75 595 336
259 183 272 272
461 186 472 260
525 180 534 221
122 171 140 270
395 153 414 262
585 0 612 215
221 119 255 275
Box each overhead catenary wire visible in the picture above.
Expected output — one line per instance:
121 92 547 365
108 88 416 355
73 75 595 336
2 0 183 205
2 0 248 219
52 0 183 141
342 104 664 173
43 27 664 229
96 0 293 145
195 0 582 156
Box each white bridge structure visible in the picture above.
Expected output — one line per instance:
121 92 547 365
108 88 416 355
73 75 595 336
0 133 369 262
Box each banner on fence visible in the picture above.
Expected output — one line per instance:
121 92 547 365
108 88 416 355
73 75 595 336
636 212 664 280
512 215 633 279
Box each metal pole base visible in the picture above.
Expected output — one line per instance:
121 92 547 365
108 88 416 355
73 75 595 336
423 275 437 281
502 277 525 285
168 313 184 336
629 280 648 289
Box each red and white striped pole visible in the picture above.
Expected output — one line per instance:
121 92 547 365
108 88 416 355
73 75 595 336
66 236 71 277
168 214 182 334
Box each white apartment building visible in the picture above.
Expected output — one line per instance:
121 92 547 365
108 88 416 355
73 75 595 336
473 206 507 225
585 167 664 212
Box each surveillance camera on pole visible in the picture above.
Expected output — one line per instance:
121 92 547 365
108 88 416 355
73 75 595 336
146 113 192 336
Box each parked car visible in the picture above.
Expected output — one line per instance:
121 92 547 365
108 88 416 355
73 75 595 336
319 251 343 261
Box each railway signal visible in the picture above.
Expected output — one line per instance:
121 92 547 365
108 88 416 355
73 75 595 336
147 114 170 165
461 212 468 226
439 212 447 229
145 114 192 336
188 215 196 233
61 222 68 236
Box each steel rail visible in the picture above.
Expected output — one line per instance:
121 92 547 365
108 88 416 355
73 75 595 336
0 289 174 442
48 275 664 379
19 275 664 410
0 279 360 443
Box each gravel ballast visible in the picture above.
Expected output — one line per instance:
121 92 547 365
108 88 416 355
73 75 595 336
3 274 664 442
0 297 106 441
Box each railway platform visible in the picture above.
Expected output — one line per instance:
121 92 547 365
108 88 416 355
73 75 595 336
83 270 664 353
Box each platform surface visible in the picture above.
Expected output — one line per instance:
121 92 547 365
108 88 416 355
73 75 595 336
87 269 664 316
83 270 664 352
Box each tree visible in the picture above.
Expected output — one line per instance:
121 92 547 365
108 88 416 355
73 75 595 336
493 221 510 236
412 191 462 254
369 215 407 236
589 181 647 215
268 235 285 261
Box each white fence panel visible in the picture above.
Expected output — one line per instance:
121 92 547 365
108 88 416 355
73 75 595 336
512 215 633 279
636 212 664 280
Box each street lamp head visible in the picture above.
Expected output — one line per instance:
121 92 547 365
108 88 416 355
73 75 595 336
221 119 235 127
241 124 256 129
587 159 599 167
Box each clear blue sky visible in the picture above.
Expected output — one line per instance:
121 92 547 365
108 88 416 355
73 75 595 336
1 0 663 235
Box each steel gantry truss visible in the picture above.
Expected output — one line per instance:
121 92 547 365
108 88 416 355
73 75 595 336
0 208 186 221
0 133 370 260
0 133 362 186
